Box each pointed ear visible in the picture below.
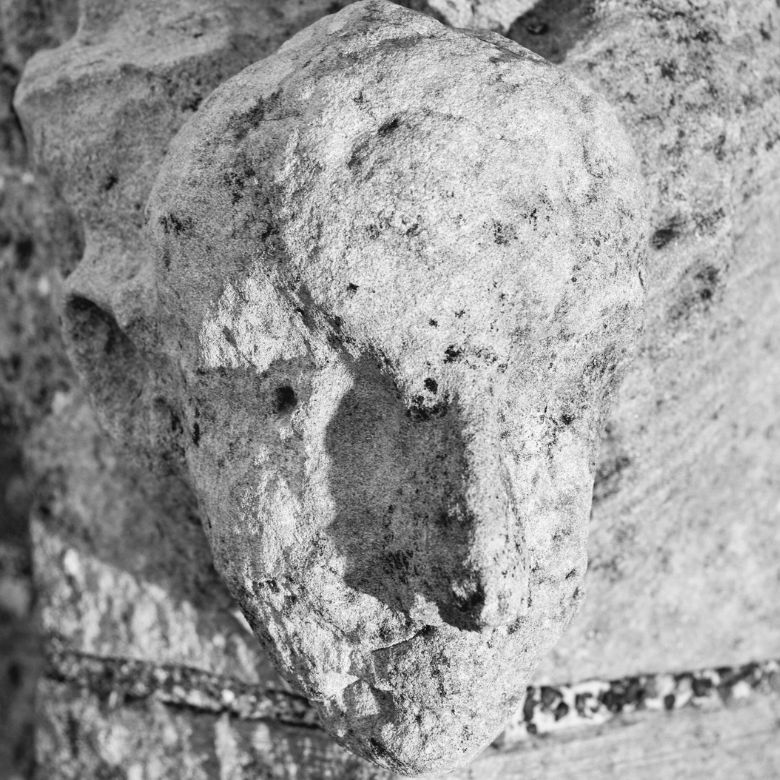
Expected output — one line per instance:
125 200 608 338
61 255 187 478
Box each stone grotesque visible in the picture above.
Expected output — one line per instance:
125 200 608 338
16 0 646 773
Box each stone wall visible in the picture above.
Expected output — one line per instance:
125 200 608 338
1 0 779 777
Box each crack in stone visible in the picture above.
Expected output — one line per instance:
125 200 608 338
44 638 779 746
44 639 321 729
367 624 435 655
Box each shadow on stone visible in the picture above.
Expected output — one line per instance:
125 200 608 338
324 355 486 630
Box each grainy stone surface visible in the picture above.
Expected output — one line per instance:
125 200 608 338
419 0 535 31
16 0 647 773
142 2 643 771
534 0 780 683
26 392 286 689
34 663 780 779
0 4 81 777
4 0 780 777
42 640 780 747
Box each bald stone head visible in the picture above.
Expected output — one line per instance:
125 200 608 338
140 1 646 771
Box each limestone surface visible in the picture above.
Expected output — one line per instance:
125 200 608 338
7 0 780 777
140 1 646 771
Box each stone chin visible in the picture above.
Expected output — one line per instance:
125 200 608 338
145 0 647 772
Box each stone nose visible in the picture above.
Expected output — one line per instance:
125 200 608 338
322 354 528 632
453 418 530 630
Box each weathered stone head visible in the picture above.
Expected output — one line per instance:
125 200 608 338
17 0 646 773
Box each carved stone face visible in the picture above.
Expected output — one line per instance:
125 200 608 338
17 0 647 773
142 4 646 770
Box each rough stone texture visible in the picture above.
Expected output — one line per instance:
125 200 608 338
533 0 780 683
419 0 535 31
26 392 287 689
2 3 341 774
0 540 39 780
33 668 780 779
17 0 647 772
36 680 376 780
145 3 644 772
0 4 81 777
3 0 780 777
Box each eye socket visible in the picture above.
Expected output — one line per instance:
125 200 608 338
274 384 297 414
